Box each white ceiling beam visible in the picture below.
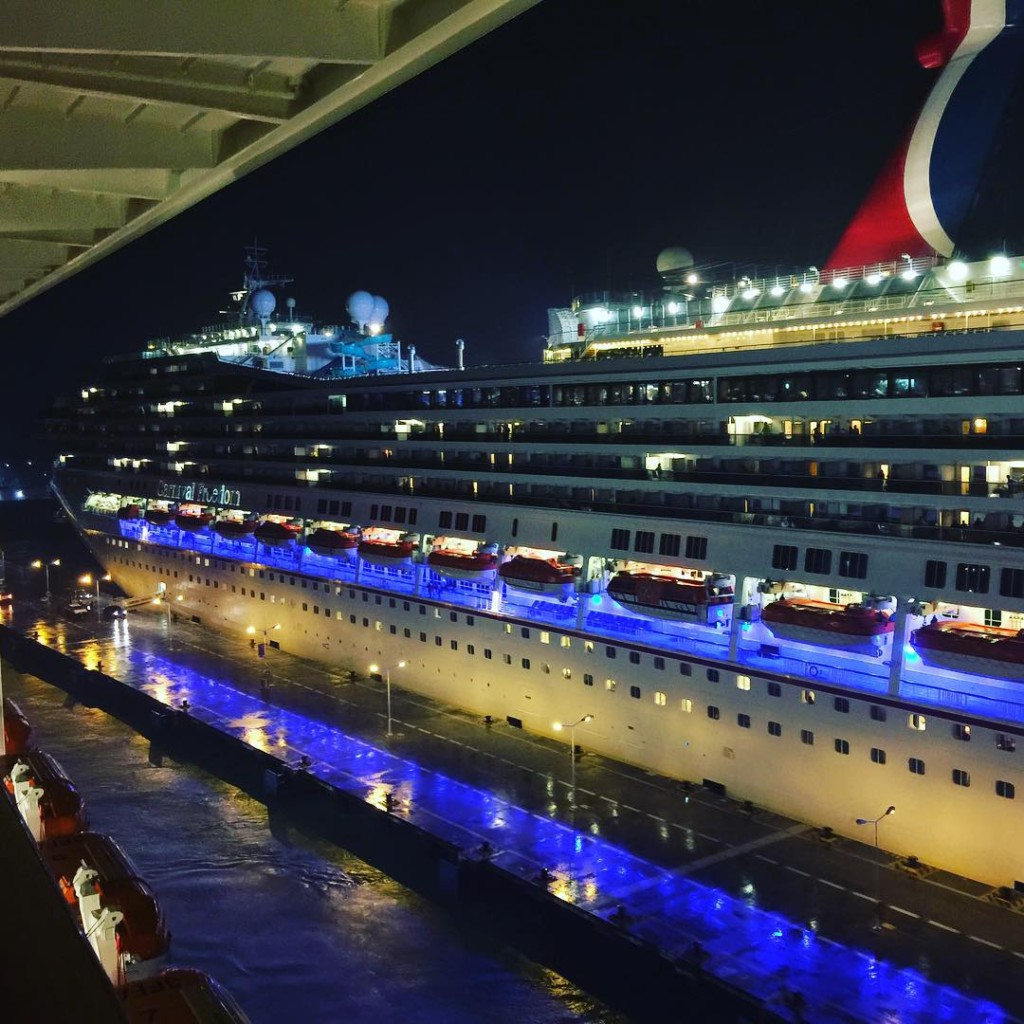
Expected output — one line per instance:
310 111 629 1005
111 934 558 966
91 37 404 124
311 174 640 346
0 169 179 200
0 59 295 123
0 107 218 170
0 1 382 63
0 184 127 232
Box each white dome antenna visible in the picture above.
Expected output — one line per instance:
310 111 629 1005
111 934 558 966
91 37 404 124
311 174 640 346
346 290 374 332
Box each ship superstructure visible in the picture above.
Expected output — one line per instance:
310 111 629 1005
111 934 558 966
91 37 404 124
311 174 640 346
47 3 1024 889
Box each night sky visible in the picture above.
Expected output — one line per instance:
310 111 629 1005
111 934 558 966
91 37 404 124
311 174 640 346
6 0 1019 455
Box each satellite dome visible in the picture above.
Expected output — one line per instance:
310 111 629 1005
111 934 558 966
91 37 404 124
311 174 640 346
656 247 695 276
346 290 374 327
370 295 389 326
251 288 276 318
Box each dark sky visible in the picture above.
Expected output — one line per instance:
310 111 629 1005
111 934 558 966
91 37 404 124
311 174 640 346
1 0 995 452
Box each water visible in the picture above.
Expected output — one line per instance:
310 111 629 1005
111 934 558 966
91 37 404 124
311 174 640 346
5 671 623 1024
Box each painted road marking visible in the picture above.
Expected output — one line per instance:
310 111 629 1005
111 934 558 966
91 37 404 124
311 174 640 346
786 866 811 878
970 935 1003 950
929 919 959 933
890 905 919 919
818 879 845 891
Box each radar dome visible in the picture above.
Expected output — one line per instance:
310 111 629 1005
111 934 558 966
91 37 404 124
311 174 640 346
346 290 374 328
251 288 276 318
656 247 694 276
370 295 390 326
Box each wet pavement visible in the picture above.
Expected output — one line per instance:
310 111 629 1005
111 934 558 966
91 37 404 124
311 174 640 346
5 599 1023 1023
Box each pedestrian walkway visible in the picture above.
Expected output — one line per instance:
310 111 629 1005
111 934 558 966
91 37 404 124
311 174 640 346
8 604 1022 1023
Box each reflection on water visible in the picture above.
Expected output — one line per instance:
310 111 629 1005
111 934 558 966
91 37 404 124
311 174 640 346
5 671 623 1024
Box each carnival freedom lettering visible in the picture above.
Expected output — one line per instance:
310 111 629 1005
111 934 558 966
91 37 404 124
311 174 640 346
157 480 242 507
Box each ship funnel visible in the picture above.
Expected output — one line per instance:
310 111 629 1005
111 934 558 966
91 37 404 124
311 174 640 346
409 345 417 373
456 338 465 370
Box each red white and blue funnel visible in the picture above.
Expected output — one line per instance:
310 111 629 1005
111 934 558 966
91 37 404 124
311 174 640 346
827 0 1024 269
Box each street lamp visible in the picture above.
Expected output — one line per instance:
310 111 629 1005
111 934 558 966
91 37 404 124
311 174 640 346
369 661 406 737
31 558 60 602
856 804 895 930
553 714 594 808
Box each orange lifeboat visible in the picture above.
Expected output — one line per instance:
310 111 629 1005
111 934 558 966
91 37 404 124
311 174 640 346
762 596 893 651
606 571 733 625
306 527 360 558
498 555 579 596
427 542 499 581
41 831 171 968
910 620 1024 681
175 508 213 533
358 532 419 567
1 750 88 838
254 519 302 547
2 697 33 754
120 968 250 1023
213 516 257 538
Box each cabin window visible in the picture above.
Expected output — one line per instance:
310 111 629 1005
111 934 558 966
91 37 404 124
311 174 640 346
606 646 617 659
737 713 751 728
472 514 486 532
679 662 692 677
924 560 947 588
800 729 814 745
707 668 720 682
521 658 530 669
659 533 681 557
685 535 708 560
484 649 492 659
584 673 594 686
438 510 453 528
736 675 751 691
952 723 972 742
870 705 887 722
611 528 630 550
952 768 971 787
655 691 667 706
606 679 617 692
834 738 850 755
654 657 665 670
870 748 887 765
767 682 782 698
562 668 571 679
634 530 655 554
996 780 1016 799
1000 568 1024 598
955 562 990 594
908 713 926 731
630 686 641 699
707 705 720 720
520 627 530 638
767 721 782 737
467 644 475 655
838 551 868 579
551 522 559 543
834 697 850 713
996 734 1016 752
772 545 798 571
629 651 641 665
801 689 815 705
909 757 926 775
804 548 832 575
503 653 512 664
680 699 693 713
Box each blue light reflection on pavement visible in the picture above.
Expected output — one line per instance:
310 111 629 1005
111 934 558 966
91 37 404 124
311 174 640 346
102 645 1007 1024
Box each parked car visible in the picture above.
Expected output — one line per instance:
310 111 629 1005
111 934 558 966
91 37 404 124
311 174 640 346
101 603 127 621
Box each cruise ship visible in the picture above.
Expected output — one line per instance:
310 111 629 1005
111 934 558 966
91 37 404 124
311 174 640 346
49 2 1024 889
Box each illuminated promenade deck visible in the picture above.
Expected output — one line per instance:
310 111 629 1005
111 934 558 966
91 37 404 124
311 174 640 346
2 603 1020 1024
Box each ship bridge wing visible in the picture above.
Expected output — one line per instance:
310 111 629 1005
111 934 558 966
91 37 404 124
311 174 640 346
0 0 537 318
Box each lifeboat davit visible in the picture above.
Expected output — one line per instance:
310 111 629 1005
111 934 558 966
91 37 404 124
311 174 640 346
1 751 88 838
358 532 419 567
144 506 174 526
213 516 257 538
498 555 579 596
762 597 893 652
307 527 360 559
427 542 499 581
117 504 140 520
175 510 213 533
120 968 250 1023
41 831 170 969
606 571 733 624
910 620 1024 681
2 697 33 754
254 520 302 547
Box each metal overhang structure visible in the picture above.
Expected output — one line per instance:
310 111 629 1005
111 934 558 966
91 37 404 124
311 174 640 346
0 0 538 317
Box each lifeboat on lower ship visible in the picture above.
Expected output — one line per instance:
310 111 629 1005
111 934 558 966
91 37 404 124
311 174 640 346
41 831 170 969
910 620 1024 681
306 526 360 559
358 531 419 567
120 968 250 1023
762 596 894 651
427 541 499 581
498 555 579 596
1 750 88 838
2 697 33 754
118 503 141 520
254 519 302 547
175 507 213 533
606 571 733 624
213 515 257 538
144 505 175 526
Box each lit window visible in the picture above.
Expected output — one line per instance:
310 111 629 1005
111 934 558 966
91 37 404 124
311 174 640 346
654 691 667 706
562 668 572 679
680 698 692 713
540 630 551 645
802 689 815 705
952 723 971 742
909 713 926 731
736 675 751 691
560 636 571 648
605 678 617 692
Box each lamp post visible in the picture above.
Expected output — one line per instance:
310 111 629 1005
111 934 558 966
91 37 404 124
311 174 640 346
369 661 406 737
856 804 895 929
553 714 594 808
31 558 60 602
